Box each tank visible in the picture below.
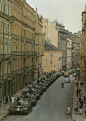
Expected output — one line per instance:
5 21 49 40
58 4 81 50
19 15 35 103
22 93 37 106
8 97 32 115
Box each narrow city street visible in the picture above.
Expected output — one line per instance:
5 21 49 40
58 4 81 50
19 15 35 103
2 75 75 121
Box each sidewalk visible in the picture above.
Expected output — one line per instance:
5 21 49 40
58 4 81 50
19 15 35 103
72 81 86 121
0 75 43 121
0 89 23 121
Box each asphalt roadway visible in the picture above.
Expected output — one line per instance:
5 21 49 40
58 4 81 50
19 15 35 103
2 75 75 121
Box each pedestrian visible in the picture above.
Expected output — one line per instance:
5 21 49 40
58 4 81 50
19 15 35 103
79 96 81 104
74 104 78 112
6 95 8 104
76 81 78 87
25 82 28 86
8 95 9 103
11 96 14 104
67 106 70 115
79 88 81 96
81 95 83 107
84 95 86 104
85 110 86 116
76 89 79 97
9 95 11 104
79 104 82 114
4 97 6 104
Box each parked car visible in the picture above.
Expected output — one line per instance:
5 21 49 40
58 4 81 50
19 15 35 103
64 77 70 83
64 71 70 77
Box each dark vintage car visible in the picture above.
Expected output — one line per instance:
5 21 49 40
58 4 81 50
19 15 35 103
8 98 32 115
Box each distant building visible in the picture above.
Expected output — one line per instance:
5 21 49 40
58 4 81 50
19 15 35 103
55 21 68 71
42 41 62 72
70 36 80 67
43 18 68 71
67 38 72 69
43 18 59 48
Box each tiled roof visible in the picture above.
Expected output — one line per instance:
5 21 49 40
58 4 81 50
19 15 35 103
44 41 61 51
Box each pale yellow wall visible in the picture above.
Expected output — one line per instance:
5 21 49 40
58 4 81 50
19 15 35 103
43 18 58 48
42 50 62 72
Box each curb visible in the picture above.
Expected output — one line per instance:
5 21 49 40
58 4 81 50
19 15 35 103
0 113 8 121
71 83 76 121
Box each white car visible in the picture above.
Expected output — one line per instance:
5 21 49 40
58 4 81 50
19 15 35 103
64 77 70 83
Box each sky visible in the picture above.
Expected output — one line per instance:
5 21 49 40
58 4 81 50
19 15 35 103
26 0 86 33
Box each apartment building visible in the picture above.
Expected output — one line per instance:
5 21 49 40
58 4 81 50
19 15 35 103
42 41 62 72
0 0 12 101
67 38 72 69
0 0 44 101
80 5 86 80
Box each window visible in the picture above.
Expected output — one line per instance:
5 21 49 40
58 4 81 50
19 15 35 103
45 60 48 64
50 60 53 64
42 47 43 52
50 53 53 57
42 38 43 43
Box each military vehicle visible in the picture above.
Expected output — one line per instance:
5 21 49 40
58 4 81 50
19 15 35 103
22 93 37 106
8 97 32 115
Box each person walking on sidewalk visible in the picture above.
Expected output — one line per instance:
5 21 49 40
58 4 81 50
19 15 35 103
74 104 78 112
11 96 14 104
79 104 82 114
6 95 8 104
9 95 11 104
81 95 83 107
76 88 79 97
84 95 86 104
67 106 70 115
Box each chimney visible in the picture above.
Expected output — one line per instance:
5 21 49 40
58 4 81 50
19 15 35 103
85 4 86 11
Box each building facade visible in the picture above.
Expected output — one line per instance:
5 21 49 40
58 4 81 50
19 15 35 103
67 38 72 69
70 36 80 68
0 0 44 101
43 19 68 71
35 10 44 80
42 41 62 73
72 40 75 67
80 6 86 80
43 18 58 47
55 22 68 71
0 0 12 102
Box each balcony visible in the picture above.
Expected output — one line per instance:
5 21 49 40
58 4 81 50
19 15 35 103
11 51 37 56
40 52 44 56
0 54 12 61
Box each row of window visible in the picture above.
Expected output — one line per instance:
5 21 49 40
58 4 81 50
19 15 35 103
44 60 53 64
45 53 53 57
0 1 12 16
